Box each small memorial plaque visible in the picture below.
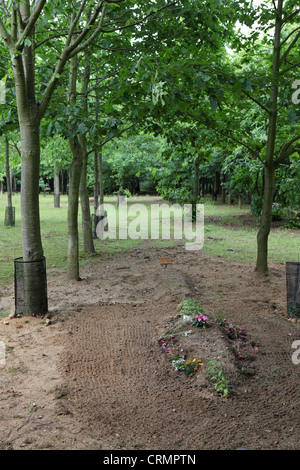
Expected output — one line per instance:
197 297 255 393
159 257 172 268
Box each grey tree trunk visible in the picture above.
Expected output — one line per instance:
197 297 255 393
79 136 95 253
99 148 104 209
93 150 100 239
78 59 95 253
192 155 199 220
68 136 83 280
54 161 60 208
67 53 83 280
5 137 14 225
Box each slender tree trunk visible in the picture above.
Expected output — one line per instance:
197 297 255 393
54 160 60 208
93 150 99 239
192 155 199 220
5 137 14 225
79 136 95 253
18 115 48 315
256 0 282 273
68 136 83 280
256 164 275 273
78 59 95 253
67 53 83 280
99 147 104 209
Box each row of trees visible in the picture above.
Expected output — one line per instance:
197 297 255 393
0 0 299 314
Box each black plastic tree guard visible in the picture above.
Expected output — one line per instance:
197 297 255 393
286 261 300 318
14 256 48 316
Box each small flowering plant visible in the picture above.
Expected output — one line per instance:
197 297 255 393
184 356 204 377
226 323 247 341
192 313 208 329
235 345 259 360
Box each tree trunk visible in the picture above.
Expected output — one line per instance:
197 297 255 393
18 115 48 315
54 160 60 208
99 147 104 208
78 58 95 253
5 136 14 225
192 155 199 220
255 0 282 273
256 164 275 273
93 150 99 239
68 136 83 280
67 52 83 280
79 136 95 253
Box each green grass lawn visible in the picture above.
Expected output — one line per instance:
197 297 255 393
0 193 299 288
202 199 299 263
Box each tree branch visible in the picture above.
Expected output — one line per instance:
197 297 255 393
280 30 300 65
99 119 142 149
280 26 300 47
281 8 300 25
101 1 178 33
15 0 47 51
0 0 9 17
39 2 106 119
242 90 270 114
275 135 300 166
280 61 300 75
64 0 88 49
0 16 11 44
68 3 107 58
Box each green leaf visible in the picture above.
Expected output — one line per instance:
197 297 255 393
77 123 88 135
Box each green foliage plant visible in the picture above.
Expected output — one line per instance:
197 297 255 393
206 360 230 398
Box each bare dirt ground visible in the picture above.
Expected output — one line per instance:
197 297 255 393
0 241 300 450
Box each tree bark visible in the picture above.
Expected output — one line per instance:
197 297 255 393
79 135 95 253
99 147 104 209
78 58 95 253
93 150 99 239
67 52 83 280
192 155 199 220
5 136 14 225
68 136 83 280
256 0 282 273
54 160 60 208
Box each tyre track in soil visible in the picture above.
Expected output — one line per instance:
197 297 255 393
61 246 300 450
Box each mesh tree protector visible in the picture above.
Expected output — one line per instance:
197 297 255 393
286 262 300 318
14 257 48 316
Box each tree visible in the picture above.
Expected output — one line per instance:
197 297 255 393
0 0 107 313
254 0 300 272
